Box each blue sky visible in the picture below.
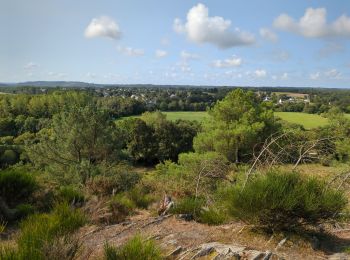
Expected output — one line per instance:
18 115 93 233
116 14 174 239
1 0 350 87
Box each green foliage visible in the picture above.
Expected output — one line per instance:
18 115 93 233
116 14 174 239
0 168 37 207
15 203 85 259
15 203 35 219
228 171 347 232
27 104 124 185
194 89 279 163
86 165 140 196
155 152 230 199
0 149 18 166
108 194 136 223
198 207 227 225
0 220 6 233
0 245 18 260
119 112 199 164
58 186 85 204
170 197 204 219
170 197 227 225
104 235 161 260
127 185 155 209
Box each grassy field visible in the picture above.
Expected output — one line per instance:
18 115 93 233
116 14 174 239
122 111 333 129
163 111 330 129
274 112 329 129
163 111 210 121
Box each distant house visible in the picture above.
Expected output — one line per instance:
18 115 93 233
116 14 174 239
263 96 271 102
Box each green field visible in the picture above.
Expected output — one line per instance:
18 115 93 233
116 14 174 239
123 111 337 129
163 111 210 121
274 112 329 129
162 111 330 129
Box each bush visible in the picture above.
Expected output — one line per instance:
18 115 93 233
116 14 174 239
198 207 227 225
14 203 85 259
104 235 161 260
0 168 37 207
228 171 347 232
170 197 204 219
0 150 18 166
127 185 155 209
86 170 140 196
58 186 85 204
108 194 136 223
15 203 35 219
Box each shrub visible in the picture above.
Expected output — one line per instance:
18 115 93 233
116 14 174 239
0 245 18 260
15 203 85 259
58 186 85 204
198 207 227 225
108 194 136 223
228 171 347 232
104 235 161 260
86 170 140 196
127 185 155 209
170 197 205 219
0 149 18 166
0 168 37 207
15 203 35 219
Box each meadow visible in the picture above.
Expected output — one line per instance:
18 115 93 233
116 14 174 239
161 111 331 129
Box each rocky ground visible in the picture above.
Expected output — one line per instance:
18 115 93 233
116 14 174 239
78 210 350 260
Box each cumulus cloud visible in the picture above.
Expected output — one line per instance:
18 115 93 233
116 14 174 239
273 7 350 38
85 16 121 40
24 62 38 70
174 3 255 48
180 50 200 60
155 49 167 58
259 28 278 42
310 72 320 80
254 69 267 78
117 46 144 56
212 56 242 68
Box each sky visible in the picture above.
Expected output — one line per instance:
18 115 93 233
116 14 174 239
1 0 350 88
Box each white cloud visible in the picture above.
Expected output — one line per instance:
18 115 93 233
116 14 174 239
155 49 167 58
310 72 320 80
325 68 341 79
24 62 38 70
254 69 267 78
117 46 144 56
274 7 350 38
310 69 342 80
259 28 278 42
85 16 121 40
174 3 255 48
180 50 200 60
212 56 242 68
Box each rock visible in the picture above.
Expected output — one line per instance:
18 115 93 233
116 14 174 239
190 242 282 260
191 242 245 259
166 246 183 258
177 214 194 221
328 253 350 260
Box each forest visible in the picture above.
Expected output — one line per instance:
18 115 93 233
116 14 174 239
1 87 350 259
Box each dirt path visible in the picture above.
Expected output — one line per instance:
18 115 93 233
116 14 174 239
78 210 350 259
